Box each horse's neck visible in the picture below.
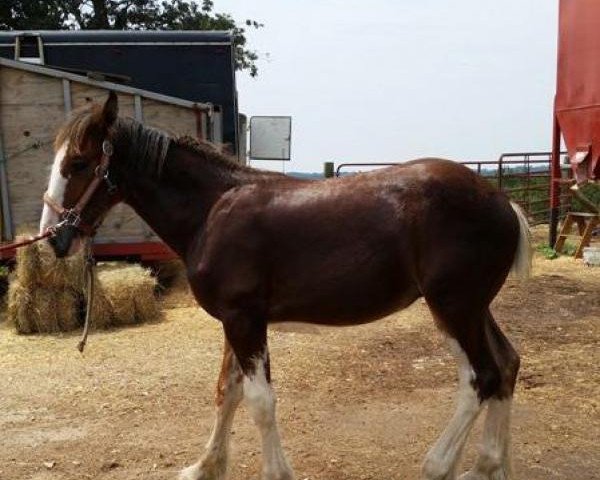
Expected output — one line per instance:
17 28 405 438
119 143 273 258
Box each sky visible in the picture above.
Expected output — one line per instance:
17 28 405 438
216 1 559 173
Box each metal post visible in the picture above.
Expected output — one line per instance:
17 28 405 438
37 36 45 64
62 79 72 114
549 108 562 247
498 154 504 191
192 104 205 141
324 162 334 178
0 134 13 240
526 154 531 216
134 95 143 122
13 35 20 61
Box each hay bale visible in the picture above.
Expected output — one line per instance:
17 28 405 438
131 269 161 324
37 241 86 290
8 232 85 334
7 281 35 334
133 288 160 323
7 230 88 334
9 287 80 334
88 280 115 330
14 241 41 288
31 289 61 333
98 264 160 326
55 290 80 332
13 238 86 291
8 233 160 333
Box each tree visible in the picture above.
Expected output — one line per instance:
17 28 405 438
0 0 263 76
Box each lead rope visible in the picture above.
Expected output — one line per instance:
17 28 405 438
77 241 95 353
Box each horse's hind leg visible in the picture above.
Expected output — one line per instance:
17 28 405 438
180 339 243 480
458 312 520 480
422 305 519 480
422 334 484 480
423 294 519 480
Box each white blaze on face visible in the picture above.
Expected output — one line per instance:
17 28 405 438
39 143 68 234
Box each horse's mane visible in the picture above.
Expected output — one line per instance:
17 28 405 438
114 118 171 177
54 103 102 154
173 135 257 174
174 135 290 183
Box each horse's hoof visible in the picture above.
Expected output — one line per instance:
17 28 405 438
179 462 226 480
178 465 198 480
458 473 487 480
263 473 295 480
458 470 508 480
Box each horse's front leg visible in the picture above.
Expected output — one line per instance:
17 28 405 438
180 339 243 480
226 316 295 480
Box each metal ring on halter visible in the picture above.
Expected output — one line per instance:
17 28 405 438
94 164 107 178
61 209 82 228
102 139 114 157
104 174 117 195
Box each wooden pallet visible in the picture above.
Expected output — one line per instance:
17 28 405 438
554 212 600 258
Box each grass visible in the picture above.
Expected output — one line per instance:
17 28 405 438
536 244 559 260
536 241 577 260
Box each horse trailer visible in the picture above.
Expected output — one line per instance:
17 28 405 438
0 30 245 261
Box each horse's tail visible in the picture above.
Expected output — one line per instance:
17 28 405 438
510 201 532 280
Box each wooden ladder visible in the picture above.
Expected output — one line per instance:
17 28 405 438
554 212 600 258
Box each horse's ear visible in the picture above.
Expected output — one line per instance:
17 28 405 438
102 91 119 128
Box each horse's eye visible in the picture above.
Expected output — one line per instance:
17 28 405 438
71 160 88 173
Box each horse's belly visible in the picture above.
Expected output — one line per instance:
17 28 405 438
267 254 420 325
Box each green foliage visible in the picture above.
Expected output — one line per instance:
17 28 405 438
482 166 599 225
535 242 577 259
483 171 554 224
536 244 558 260
571 183 600 212
0 0 263 76
561 241 577 256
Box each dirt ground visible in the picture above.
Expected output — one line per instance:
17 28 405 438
1 229 599 480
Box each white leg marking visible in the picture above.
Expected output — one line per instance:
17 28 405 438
40 142 68 233
458 398 513 480
244 352 294 480
423 339 483 480
180 352 243 480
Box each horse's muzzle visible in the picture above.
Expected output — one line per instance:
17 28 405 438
48 224 81 258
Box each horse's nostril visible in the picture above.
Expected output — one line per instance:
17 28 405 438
47 236 63 257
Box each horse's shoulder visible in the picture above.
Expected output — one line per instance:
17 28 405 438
205 184 272 235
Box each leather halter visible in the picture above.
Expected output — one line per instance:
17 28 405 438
43 139 117 236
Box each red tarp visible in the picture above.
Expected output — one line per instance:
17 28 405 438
556 0 600 182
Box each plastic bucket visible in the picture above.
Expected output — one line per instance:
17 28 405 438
582 246 600 266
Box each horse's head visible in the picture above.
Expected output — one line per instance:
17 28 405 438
40 92 122 257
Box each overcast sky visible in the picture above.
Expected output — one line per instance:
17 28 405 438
217 1 559 173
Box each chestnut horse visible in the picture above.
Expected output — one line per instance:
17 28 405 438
40 93 529 480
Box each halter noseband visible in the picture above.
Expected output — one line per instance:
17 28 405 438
43 139 117 235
